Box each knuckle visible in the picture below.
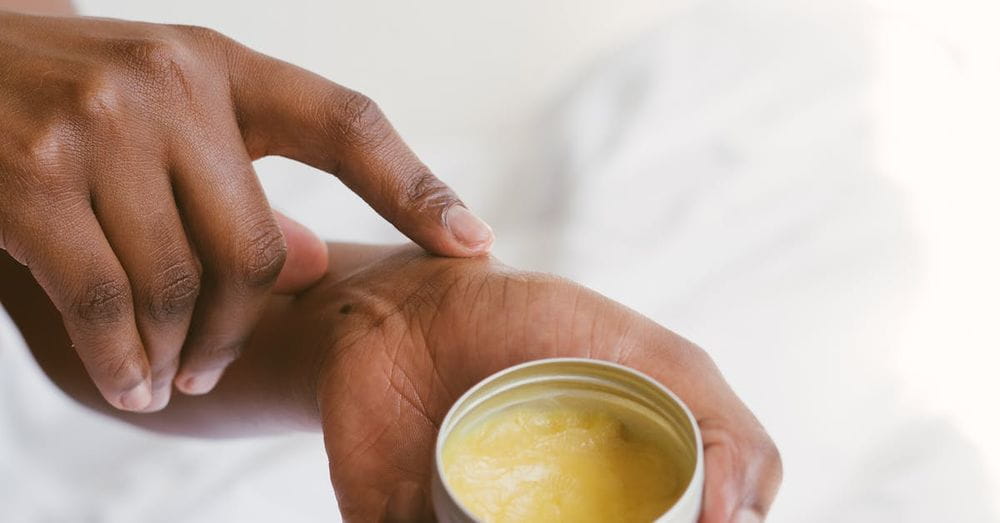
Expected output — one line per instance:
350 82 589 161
741 426 783 509
105 348 146 383
147 260 202 322
172 24 225 45
192 340 243 368
755 432 783 479
236 221 288 289
72 278 132 326
329 90 390 148
15 118 75 172
107 36 196 98
73 70 126 124
171 24 240 59
398 167 456 214
112 36 183 72
86 344 146 387
217 342 243 363
69 337 146 390
31 59 128 131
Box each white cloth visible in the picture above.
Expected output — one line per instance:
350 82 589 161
0 0 994 521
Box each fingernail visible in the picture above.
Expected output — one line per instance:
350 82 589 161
119 381 152 411
733 508 763 523
175 368 225 396
446 205 494 251
141 383 172 413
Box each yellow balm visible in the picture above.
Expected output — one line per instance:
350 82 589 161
441 395 685 523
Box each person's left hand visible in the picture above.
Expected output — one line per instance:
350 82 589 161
278 246 781 523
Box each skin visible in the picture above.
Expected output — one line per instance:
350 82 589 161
0 6 494 413
0 244 782 522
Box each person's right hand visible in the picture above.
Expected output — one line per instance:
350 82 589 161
280 245 782 522
0 11 493 413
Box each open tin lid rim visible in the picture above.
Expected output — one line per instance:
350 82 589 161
433 357 706 523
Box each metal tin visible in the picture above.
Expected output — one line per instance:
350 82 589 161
432 358 704 523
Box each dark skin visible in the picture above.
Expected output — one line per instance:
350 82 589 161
0 244 781 522
0 5 494 413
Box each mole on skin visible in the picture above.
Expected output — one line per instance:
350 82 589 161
441 395 686 523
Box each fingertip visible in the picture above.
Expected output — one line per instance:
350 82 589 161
117 380 153 412
441 205 494 257
174 367 225 396
140 357 181 412
139 384 172 413
273 211 329 294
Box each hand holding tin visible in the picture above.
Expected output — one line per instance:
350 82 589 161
306 246 782 522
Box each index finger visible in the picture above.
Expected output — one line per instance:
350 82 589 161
228 49 494 257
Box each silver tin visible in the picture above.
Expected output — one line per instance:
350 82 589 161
432 358 704 522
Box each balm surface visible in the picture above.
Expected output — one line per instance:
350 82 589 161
441 395 685 522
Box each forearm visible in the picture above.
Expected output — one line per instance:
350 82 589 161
0 0 74 15
0 243 390 437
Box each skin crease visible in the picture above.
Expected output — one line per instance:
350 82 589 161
0 4 494 414
0 244 782 522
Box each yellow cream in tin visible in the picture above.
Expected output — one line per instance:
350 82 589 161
441 395 685 522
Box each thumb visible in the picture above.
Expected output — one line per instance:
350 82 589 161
272 211 329 294
230 51 494 257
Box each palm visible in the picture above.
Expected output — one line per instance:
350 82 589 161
287 248 778 522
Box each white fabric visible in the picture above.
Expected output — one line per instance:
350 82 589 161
1 0 994 521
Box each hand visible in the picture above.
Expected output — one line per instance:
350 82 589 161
0 11 493 412
0 242 780 520
280 246 781 522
